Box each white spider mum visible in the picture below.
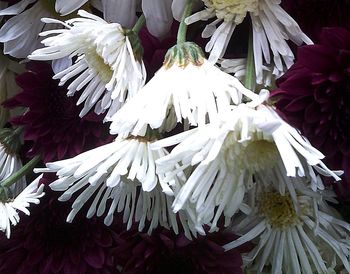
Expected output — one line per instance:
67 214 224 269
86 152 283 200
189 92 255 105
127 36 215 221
0 176 45 238
223 181 350 274
186 0 312 83
109 42 258 137
29 10 146 120
37 136 200 238
151 98 342 231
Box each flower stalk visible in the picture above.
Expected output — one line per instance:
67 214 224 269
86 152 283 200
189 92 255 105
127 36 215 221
132 14 146 34
177 0 193 44
0 155 41 188
244 25 255 91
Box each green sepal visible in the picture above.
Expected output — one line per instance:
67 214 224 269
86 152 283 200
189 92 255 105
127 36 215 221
0 127 22 155
163 42 205 69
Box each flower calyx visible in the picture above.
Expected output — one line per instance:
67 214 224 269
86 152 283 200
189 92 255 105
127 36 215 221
163 42 205 69
0 127 22 155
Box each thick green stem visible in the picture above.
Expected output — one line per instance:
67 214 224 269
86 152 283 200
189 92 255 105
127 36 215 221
132 14 146 34
177 0 193 44
12 126 23 136
244 26 255 91
1 155 41 188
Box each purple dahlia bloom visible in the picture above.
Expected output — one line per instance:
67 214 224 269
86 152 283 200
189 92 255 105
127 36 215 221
114 227 244 274
282 0 350 42
3 62 111 163
272 27 350 198
0 176 121 274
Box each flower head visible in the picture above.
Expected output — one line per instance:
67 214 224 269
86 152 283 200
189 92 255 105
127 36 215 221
186 0 312 83
37 135 200 238
109 42 258 137
0 176 44 238
152 98 341 231
272 27 350 196
4 62 110 163
223 180 350 274
0 184 119 274
114 226 244 274
282 0 350 42
29 10 146 120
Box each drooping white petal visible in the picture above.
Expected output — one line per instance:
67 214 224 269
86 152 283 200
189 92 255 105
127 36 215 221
29 10 146 120
102 0 138 27
55 0 88 16
43 137 200 237
142 0 173 38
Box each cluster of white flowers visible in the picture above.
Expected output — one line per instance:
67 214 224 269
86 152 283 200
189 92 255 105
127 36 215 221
1 1 350 273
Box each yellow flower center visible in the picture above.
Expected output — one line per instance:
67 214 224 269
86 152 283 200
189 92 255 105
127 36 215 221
240 140 279 172
84 48 113 84
259 192 300 229
223 132 279 173
204 0 259 23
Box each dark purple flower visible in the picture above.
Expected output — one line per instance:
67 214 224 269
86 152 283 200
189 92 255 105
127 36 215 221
3 62 111 163
114 227 244 274
0 177 121 274
282 0 350 42
271 27 350 198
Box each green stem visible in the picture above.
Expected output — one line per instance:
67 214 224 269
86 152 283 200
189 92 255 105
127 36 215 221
132 14 146 34
244 26 255 91
177 0 193 44
1 155 41 188
13 126 23 136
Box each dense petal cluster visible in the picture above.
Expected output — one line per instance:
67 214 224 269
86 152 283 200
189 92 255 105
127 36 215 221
224 180 350 274
0 184 119 274
282 0 350 42
0 176 44 238
114 227 244 274
152 99 341 231
4 62 110 162
1 2 350 273
29 10 146 120
110 44 259 137
272 27 350 196
37 136 199 238
186 0 312 83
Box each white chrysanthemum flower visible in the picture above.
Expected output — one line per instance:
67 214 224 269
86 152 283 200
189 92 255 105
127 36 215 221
29 10 146 120
186 0 312 83
0 175 45 238
223 181 350 274
36 136 201 238
151 98 342 231
110 42 259 137
218 58 275 89
0 0 63 58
